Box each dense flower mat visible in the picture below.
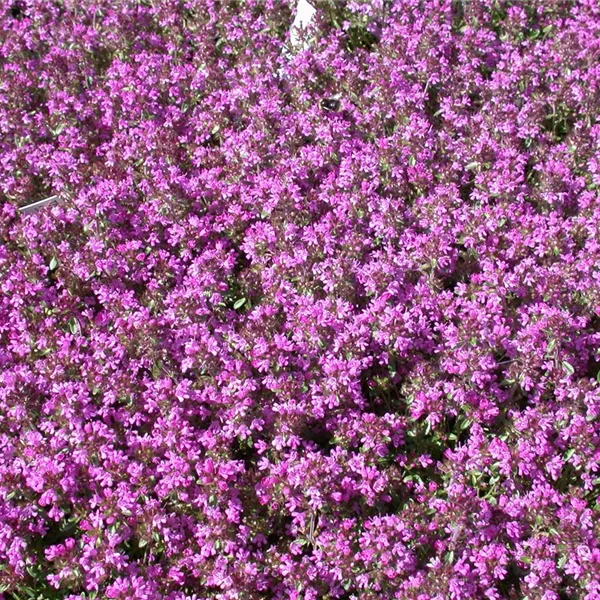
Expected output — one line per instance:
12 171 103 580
1 1 600 598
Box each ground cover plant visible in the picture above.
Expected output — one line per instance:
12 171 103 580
1 0 600 598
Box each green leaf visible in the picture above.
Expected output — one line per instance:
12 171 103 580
49 256 58 271
52 122 66 136
465 161 479 171
408 155 416 167
152 360 163 378
68 318 80 335
562 361 575 376
233 297 246 310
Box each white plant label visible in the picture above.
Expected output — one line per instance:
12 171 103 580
290 0 317 49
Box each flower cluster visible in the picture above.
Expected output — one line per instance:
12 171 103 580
1 1 600 598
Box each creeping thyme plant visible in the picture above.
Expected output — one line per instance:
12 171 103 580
1 1 600 598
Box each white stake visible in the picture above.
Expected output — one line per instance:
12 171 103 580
18 195 59 214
